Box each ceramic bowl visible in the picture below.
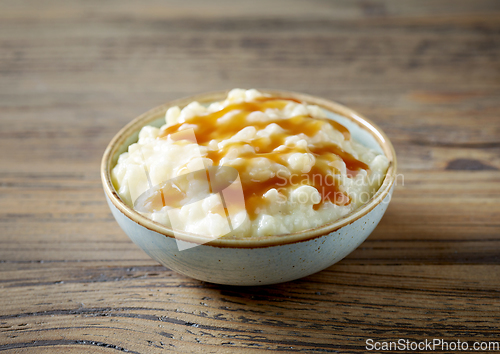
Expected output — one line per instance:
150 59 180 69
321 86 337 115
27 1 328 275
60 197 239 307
101 90 397 286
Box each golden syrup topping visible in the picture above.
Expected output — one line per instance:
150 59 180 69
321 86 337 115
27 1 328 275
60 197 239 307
159 97 369 219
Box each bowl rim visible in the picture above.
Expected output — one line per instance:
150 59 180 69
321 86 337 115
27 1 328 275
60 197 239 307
101 89 397 248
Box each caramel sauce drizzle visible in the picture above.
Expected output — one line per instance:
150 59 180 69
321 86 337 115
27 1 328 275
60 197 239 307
159 97 369 219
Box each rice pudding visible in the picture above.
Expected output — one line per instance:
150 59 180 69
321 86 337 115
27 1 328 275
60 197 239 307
112 89 389 238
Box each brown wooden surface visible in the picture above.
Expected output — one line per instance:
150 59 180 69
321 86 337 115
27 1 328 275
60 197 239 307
1 0 500 352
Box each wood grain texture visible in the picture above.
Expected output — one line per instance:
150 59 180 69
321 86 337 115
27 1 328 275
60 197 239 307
1 0 499 352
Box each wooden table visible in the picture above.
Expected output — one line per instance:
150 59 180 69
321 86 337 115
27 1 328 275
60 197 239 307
1 1 499 352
